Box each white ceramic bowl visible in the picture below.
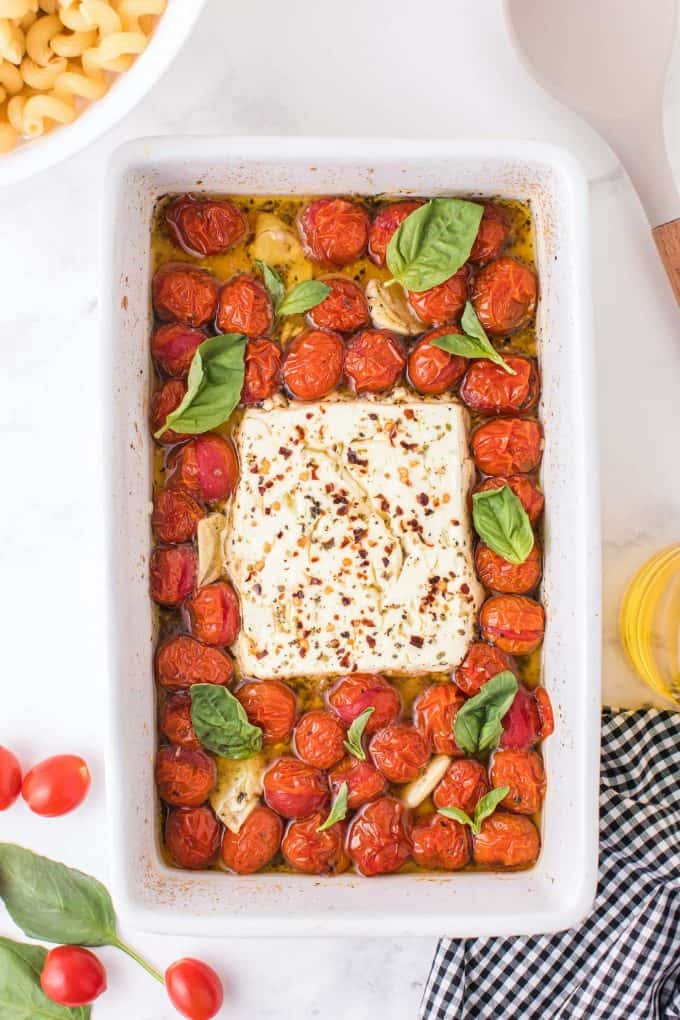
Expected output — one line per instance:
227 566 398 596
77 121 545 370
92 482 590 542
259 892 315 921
0 0 207 189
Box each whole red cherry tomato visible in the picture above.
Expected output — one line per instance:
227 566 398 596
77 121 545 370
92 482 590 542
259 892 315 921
155 746 216 807
413 683 466 756
22 755 90 817
328 673 401 735
368 201 423 267
216 273 273 337
283 328 344 400
150 545 196 606
263 757 328 819
156 636 233 690
241 337 282 405
411 813 471 870
40 946 106 1007
281 812 349 875
0 746 22 810
150 379 191 446
166 958 224 1020
469 202 509 264
221 804 283 874
454 641 516 697
500 685 541 750
475 541 542 594
408 268 468 325
433 758 489 815
299 198 370 266
151 323 207 378
308 277 369 332
165 806 221 870
235 680 297 744
490 748 546 814
187 581 241 645
473 474 544 524
152 263 219 327
293 710 346 769
152 487 204 545
472 811 540 868
480 594 545 655
160 692 200 748
369 723 430 783
460 356 539 415
472 417 543 476
166 194 248 257
344 328 406 394
328 756 386 809
407 327 467 395
167 433 239 504
472 256 537 335
347 796 412 876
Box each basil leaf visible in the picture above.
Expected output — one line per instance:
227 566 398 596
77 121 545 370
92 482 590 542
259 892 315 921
430 301 515 374
157 333 246 438
472 485 534 565
191 684 263 759
343 707 375 761
256 260 285 311
0 937 90 1019
437 806 474 828
453 671 518 756
386 198 483 292
438 786 509 835
277 279 330 317
317 782 348 832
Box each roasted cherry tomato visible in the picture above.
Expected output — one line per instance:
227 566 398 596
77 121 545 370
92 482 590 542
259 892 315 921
282 812 349 875
187 581 241 646
368 201 423 267
293 710 346 769
151 323 207 379
475 541 542 594
308 276 369 332
500 685 541 750
347 796 411 876
167 433 239 504
535 687 554 739
166 194 248 257
460 356 539 415
160 692 200 749
411 813 471 870
165 805 221 869
22 755 90 817
328 673 401 735
473 474 544 524
241 337 282 405
433 758 490 815
344 329 406 393
408 268 468 325
152 263 219 327
472 417 543 476
328 756 387 810
283 328 344 400
299 198 370 266
155 746 216 807
152 486 203 545
369 723 430 783
480 594 545 655
472 811 540 868
221 804 283 874
407 327 467 395
454 641 516 697
165 958 224 1020
472 256 537 335
41 946 106 1008
0 746 22 810
150 379 191 446
490 749 546 814
469 202 509 264
150 545 196 606
263 757 328 819
235 680 297 745
413 684 466 756
216 273 273 337
156 636 233 690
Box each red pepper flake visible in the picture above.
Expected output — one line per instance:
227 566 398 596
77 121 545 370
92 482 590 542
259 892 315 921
404 408 415 420
255 650 269 660
310 577 322 585
347 448 368 467
416 493 429 506
460 583 470 595
339 653 351 668
295 425 306 440
279 446 292 459
366 635 376 649
341 596 351 606
410 635 424 648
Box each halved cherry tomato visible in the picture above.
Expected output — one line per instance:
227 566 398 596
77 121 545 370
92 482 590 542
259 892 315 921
167 433 239 504
150 545 196 606
460 356 539 415
41 946 106 1007
263 757 328 819
151 323 207 378
433 758 489 815
282 812 349 874
490 749 546 814
472 417 543 476
235 680 297 744
155 746 216 807
22 755 90 817
347 796 411 876
472 256 537 335
368 201 423 267
152 263 219 327
216 273 273 337
500 685 541 750
411 813 471 870
299 198 370 266
0 746 22 810
150 379 191 446
328 756 386 809
221 804 283 874
535 687 555 739
293 710 346 769
283 328 344 400
165 806 221 870
328 673 401 735
166 195 248 257
407 327 467 395
156 636 233 690
469 202 509 264
308 277 369 332
413 684 466 756
454 641 516 697
152 487 203 545
369 724 430 783
408 268 468 325
345 329 406 393
187 581 241 645
160 692 200 749
473 474 544 524
241 337 282 405
165 958 224 1020
480 594 545 655
472 811 540 868
475 541 542 594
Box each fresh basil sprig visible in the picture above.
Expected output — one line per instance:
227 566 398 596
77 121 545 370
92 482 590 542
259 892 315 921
386 198 484 292
343 707 375 761
156 332 246 438
438 786 510 836
190 684 263 759
256 259 285 309
257 261 330 319
472 485 534 565
317 782 348 832
431 301 515 374
0 936 90 1019
454 671 518 756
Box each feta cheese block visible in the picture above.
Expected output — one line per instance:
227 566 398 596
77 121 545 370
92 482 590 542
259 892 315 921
225 400 483 678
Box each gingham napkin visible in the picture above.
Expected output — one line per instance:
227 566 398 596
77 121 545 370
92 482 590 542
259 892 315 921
420 709 680 1020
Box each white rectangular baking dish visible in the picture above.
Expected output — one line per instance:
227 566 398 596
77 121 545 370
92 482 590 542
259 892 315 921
103 137 600 937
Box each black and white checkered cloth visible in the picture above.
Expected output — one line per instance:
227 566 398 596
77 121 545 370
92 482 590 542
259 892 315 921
421 709 680 1020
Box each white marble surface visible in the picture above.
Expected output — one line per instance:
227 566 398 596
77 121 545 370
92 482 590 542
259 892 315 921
1 1 679 1017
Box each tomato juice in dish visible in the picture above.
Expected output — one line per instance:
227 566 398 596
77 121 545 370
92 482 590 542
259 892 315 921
148 192 550 878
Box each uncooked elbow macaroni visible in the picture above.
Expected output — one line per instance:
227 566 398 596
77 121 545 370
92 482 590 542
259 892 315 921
0 0 166 153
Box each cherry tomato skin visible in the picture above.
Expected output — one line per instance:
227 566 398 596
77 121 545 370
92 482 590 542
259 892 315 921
475 541 542 595
235 681 297 745
166 194 248 257
490 749 546 814
469 202 510 265
22 755 90 817
347 796 412 876
165 958 224 1020
151 323 207 379
407 327 467 395
472 811 540 868
368 201 423 267
152 487 204 545
241 337 282 405
473 474 544 524
153 263 219 327
328 756 387 810
150 379 191 446
160 692 200 749
499 685 541 750
216 273 273 337
413 684 466 756
283 328 344 400
156 636 233 690
167 433 239 504
460 356 539 415
187 581 241 646
408 268 468 326
264 757 329 820
411 813 471 870
221 804 283 874
480 595 545 655
299 198 370 266
165 806 221 869
345 329 406 394
369 724 430 783
308 276 369 332
40 946 107 1007
293 710 346 769
155 746 216 807
535 687 555 740
433 759 490 815
454 641 516 697
328 673 401 735
0 746 21 810
282 813 349 875
150 545 196 606
472 417 543 476
472 256 537 335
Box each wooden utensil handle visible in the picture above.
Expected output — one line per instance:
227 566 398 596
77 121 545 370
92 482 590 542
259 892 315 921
653 219 680 304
